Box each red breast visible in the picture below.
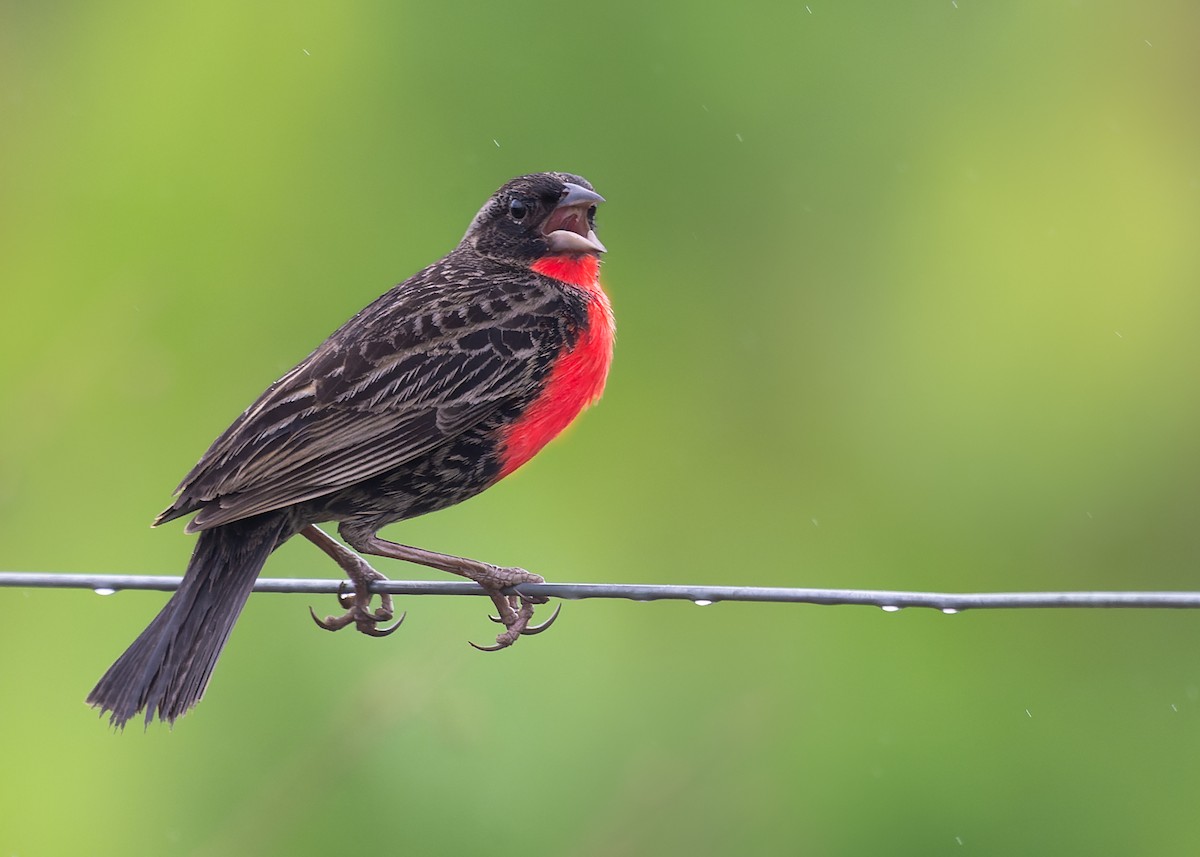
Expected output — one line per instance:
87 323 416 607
497 254 614 479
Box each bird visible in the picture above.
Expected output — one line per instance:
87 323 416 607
88 172 614 728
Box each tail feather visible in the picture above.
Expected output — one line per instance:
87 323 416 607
88 512 288 728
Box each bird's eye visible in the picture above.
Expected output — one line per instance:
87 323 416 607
508 199 528 221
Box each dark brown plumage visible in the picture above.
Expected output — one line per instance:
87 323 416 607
89 172 613 727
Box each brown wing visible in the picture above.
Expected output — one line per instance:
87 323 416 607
156 255 578 532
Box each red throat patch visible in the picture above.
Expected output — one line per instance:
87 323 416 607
530 254 600 288
498 254 614 479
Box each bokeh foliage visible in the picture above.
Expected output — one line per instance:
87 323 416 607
2 1 1199 854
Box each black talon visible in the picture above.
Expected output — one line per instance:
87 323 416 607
362 612 406 637
469 639 507 652
309 606 342 632
521 603 562 635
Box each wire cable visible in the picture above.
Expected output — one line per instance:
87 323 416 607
2 571 1198 611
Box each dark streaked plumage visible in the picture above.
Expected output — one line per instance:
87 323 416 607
158 260 589 533
89 172 613 727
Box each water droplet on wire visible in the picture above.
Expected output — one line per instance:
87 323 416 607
94 588 117 596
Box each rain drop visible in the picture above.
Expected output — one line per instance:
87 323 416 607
694 599 713 607
942 607 959 615
94 587 117 596
881 605 901 613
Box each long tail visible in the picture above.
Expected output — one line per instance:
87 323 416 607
88 512 288 728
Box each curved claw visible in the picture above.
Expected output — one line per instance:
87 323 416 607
521 603 562 636
335 581 355 610
309 606 340 632
468 639 509 652
361 611 406 637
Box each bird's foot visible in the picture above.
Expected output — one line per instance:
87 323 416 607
465 567 560 651
310 571 405 638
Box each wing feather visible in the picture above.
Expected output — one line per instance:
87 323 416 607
156 258 575 531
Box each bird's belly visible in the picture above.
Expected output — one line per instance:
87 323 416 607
303 416 509 529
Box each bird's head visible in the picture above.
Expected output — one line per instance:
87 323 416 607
462 172 606 269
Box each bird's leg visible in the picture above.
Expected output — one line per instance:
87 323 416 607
302 525 405 637
338 525 558 651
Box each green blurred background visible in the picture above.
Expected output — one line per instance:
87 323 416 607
3 1 1199 854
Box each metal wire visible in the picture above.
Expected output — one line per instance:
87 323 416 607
1 571 1199 611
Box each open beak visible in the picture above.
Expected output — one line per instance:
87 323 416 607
542 183 607 254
